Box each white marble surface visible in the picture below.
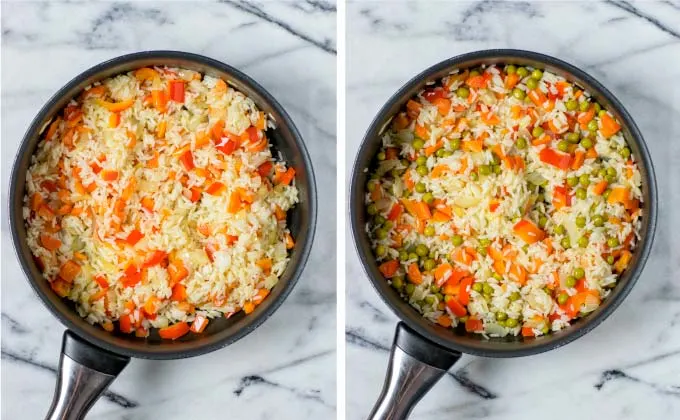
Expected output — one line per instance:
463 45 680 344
1 1 336 419
346 1 680 419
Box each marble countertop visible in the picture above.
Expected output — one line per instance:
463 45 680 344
346 1 680 419
1 1 336 419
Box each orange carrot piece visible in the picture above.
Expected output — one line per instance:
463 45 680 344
571 150 585 170
379 260 399 278
592 180 608 196
513 219 546 244
407 263 423 284
159 322 190 340
40 234 61 251
599 113 621 138
191 315 209 333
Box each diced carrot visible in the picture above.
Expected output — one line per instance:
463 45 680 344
285 232 295 249
256 258 273 272
432 97 451 116
465 317 484 332
243 301 256 314
451 247 473 267
141 196 155 212
592 180 608 196
531 134 551 146
437 314 452 328
424 140 443 157
97 98 135 112
521 327 536 337
528 89 547 106
40 234 61 251
577 106 595 126
58 260 81 283
206 181 227 196
101 170 119 181
407 263 423 284
274 167 296 185
119 314 133 333
446 297 467 317
414 201 432 220
607 187 630 204
414 124 429 139
190 315 209 333
513 219 546 244
432 209 451 222
179 150 195 171
379 260 399 278
171 283 187 302
539 148 572 170
168 259 189 286
101 321 114 332
462 138 483 152
571 150 585 170
30 193 44 212
406 100 422 119
151 90 168 113
481 111 501 126
386 204 403 222
143 296 161 315
614 250 633 273
599 113 621 138
508 263 527 284
504 73 520 89
134 67 159 81
213 79 227 93
159 322 190 340
126 229 144 246
94 275 109 289
227 191 241 213
552 184 571 210
465 75 488 89
120 265 142 288
392 112 410 130
109 112 120 128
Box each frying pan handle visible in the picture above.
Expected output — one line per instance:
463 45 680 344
45 330 130 420
368 322 462 420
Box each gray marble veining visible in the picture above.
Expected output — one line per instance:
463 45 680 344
346 1 680 419
1 1 336 419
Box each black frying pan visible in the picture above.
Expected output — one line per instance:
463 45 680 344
350 49 657 419
8 51 317 420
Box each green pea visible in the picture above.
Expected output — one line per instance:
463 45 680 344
413 139 424 150
401 159 410 167
506 65 517 74
451 235 463 247
483 283 494 295
598 109 607 118
479 164 492 176
606 167 617 177
567 176 579 187
558 140 569 152
555 224 566 235
594 103 602 113
531 69 543 80
576 188 587 200
391 276 404 290
399 250 409 261
505 318 519 328
449 138 461 151
516 137 528 149
526 78 538 90
470 172 479 181
422 192 434 204
587 120 598 132
603 189 611 200
456 87 470 98
415 244 429 257
517 67 529 77
472 282 483 293
374 215 386 225
436 293 444 301
479 238 491 247
578 236 589 248
509 291 521 301
542 325 550 335
558 293 569 305
405 284 415 295
376 229 388 240
561 237 571 249
415 182 426 193
424 226 435 237
377 151 386 161
566 132 580 143
532 126 544 138
512 88 526 100
416 165 428 176
469 69 480 77
579 173 590 187
416 156 427 166
575 216 586 228
597 168 607 178
579 101 590 112
620 147 631 159
607 237 620 248
390 169 400 178
375 245 387 257
496 312 508 321
477 246 487 256
367 204 377 215
573 267 585 279
566 100 578 111
367 181 377 192
436 149 447 158
566 275 577 287
424 295 436 305
592 215 605 227
493 165 502 175
408 252 419 261
459 315 469 322
493 272 503 281
580 138 593 149
538 215 548 228
424 258 436 271
607 255 615 264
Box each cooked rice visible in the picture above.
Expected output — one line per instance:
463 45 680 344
366 64 642 338
23 66 298 337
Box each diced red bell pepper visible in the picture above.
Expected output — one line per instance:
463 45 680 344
126 229 144 246
179 150 195 171
539 148 572 170
446 297 467 317
169 80 185 103
387 204 403 221
457 276 474 305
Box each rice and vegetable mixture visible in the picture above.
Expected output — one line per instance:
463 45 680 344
366 64 642 338
24 67 298 339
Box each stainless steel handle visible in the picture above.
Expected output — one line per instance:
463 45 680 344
45 331 130 420
368 323 462 420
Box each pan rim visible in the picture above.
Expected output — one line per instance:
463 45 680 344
8 50 318 359
350 48 657 358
